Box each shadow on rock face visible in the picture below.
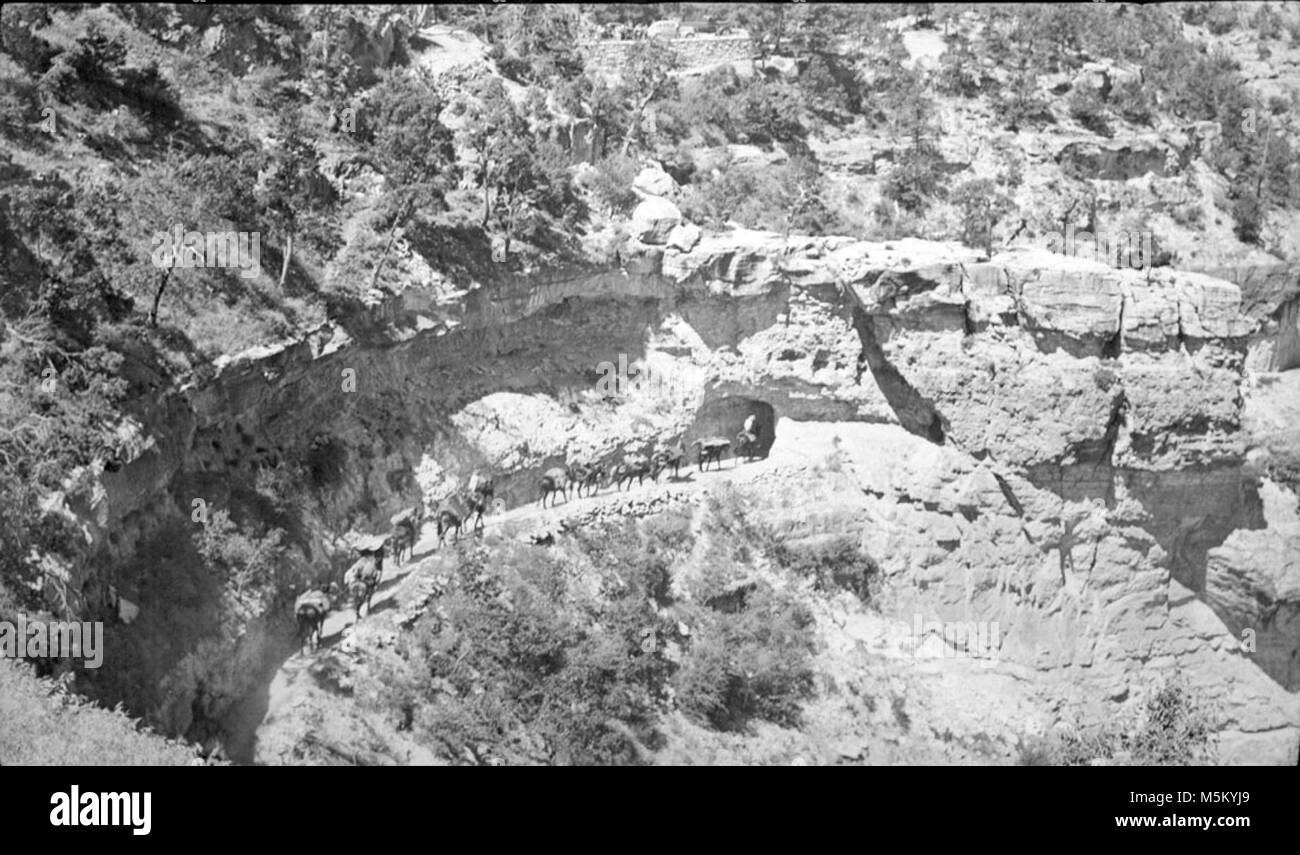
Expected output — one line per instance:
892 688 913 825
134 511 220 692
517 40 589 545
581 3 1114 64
689 396 777 459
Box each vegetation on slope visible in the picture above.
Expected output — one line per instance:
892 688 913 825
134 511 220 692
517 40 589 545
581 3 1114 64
1017 676 1221 766
354 489 879 765
0 2 1293 757
0 658 197 764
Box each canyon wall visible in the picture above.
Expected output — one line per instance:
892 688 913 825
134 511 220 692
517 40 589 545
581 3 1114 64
50 228 1300 762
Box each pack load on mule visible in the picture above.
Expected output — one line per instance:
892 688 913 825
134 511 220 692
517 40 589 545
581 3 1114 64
610 453 656 491
464 490 489 532
344 535 386 621
436 506 463 546
350 533 389 554
568 461 604 498
474 475 504 513
389 506 421 563
295 589 331 612
652 440 687 480
294 589 331 653
539 465 570 508
692 436 731 472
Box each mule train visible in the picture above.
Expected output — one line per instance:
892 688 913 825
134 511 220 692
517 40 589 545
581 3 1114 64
534 413 765 506
294 417 766 652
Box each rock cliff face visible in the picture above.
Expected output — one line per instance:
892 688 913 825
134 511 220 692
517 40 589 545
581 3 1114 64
65 227 1299 763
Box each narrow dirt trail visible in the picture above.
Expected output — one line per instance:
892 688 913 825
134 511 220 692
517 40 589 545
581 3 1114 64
315 450 787 643
307 421 859 652
248 422 865 764
251 444 801 762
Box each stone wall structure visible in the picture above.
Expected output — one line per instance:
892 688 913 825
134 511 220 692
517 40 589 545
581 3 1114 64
584 33 756 79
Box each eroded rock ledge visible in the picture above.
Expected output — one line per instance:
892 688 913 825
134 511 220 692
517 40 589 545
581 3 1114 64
52 228 1298 761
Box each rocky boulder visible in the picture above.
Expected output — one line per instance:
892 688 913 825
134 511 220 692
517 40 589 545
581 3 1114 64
632 164 679 199
667 223 702 253
1056 136 1173 181
631 197 682 245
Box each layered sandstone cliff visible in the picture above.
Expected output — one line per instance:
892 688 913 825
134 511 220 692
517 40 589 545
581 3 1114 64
51 225 1299 763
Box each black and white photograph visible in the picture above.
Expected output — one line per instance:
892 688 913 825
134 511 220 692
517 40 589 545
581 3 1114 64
0 0 1297 795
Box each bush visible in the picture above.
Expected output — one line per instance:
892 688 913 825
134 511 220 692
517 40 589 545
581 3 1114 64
798 53 862 119
1109 78 1155 125
691 156 838 235
951 177 1015 254
991 64 1052 131
0 71 44 139
673 585 817 732
1129 677 1219 765
403 541 674 765
118 62 181 121
194 510 304 629
1017 677 1220 766
304 434 348 489
656 71 732 147
88 106 151 146
935 35 987 98
769 536 880 602
730 77 805 145
1231 191 1264 244
1203 4 1239 35
482 5 584 86
585 153 640 217
1068 86 1112 137
883 143 945 214
0 659 198 765
0 4 57 75
359 498 828 763
658 69 806 148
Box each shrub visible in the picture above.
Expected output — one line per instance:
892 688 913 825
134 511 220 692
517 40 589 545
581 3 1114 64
585 153 639 217
88 106 151 146
305 434 347 489
0 4 56 75
935 35 987 98
366 499 826 762
1129 677 1219 765
729 77 805 145
883 143 945 214
692 157 838 235
118 62 181 121
673 585 817 732
769 536 880 602
404 541 674 765
991 62 1052 131
194 510 303 628
1109 78 1155 125
1068 86 1112 136
1203 4 1239 35
798 53 862 119
0 659 197 765
641 507 696 555
659 69 806 148
0 71 44 139
483 5 584 86
1016 677 1220 766
950 177 1014 253
1231 191 1264 244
